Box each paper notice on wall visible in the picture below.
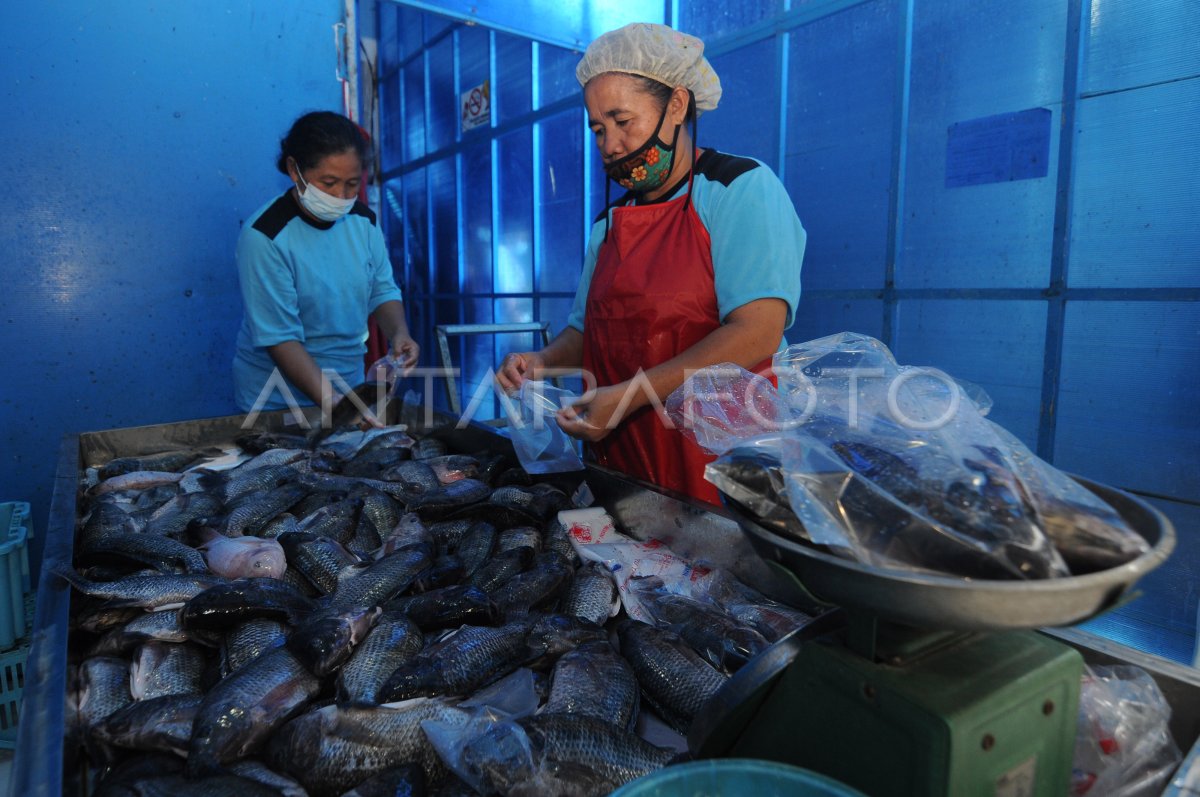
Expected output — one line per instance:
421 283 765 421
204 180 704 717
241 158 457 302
461 79 491 132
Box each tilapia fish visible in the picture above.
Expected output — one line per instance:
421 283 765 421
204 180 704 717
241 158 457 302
182 577 317 631
337 611 423 705
221 618 288 676
386 584 502 630
560 561 619 626
193 526 287 580
186 646 322 775
185 607 376 777
492 551 574 617
381 621 535 702
56 568 225 610
77 530 207 575
463 714 673 797
97 447 223 480
130 641 207 699
280 530 363 594
542 640 639 730
617 620 727 734
78 656 134 729
89 608 190 656
330 545 431 610
266 698 470 795
90 693 204 756
71 425 821 793
650 593 769 673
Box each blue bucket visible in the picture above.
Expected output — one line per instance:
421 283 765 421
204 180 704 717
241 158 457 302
612 759 868 797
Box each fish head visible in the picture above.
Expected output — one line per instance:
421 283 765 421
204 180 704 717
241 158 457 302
527 613 606 658
287 606 381 677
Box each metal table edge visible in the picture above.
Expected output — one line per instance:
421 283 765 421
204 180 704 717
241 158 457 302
12 433 77 797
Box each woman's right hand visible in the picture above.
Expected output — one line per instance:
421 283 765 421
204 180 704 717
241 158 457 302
496 351 546 394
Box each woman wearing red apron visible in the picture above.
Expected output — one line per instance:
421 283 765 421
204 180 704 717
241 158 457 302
497 23 806 504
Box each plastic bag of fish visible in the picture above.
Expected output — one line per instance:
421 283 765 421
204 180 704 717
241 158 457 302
64 423 810 796
669 332 1150 580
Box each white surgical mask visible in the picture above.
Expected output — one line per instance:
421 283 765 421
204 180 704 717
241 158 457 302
294 170 356 222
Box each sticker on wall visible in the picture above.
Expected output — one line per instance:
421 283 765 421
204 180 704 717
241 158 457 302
461 79 491 132
945 107 1052 188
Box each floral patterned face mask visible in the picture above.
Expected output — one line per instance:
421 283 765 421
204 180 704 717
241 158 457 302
603 104 682 193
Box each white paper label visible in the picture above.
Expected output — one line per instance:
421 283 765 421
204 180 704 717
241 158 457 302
460 79 491 131
995 755 1037 797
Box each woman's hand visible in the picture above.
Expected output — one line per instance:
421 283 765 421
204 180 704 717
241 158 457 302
389 334 420 376
496 351 546 394
557 384 634 443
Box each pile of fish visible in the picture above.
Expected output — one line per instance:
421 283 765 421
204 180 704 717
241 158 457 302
65 424 808 796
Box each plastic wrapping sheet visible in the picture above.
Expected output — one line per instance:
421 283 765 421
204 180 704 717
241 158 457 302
678 333 1148 580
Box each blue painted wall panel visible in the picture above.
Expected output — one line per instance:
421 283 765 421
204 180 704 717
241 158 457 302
678 0 783 41
381 75 404 173
788 299 887 348
430 156 459 292
427 37 457 152
403 59 427 161
538 43 585 109
900 0 1065 289
706 38 780 172
497 129 535 294
399 169 430 295
538 111 586 293
784 0 897 292
380 3 401 73
1069 80 1200 289
495 33 533 123
1083 0 1200 96
1055 301 1200 501
400 5 426 58
462 141 493 294
458 25 491 110
0 0 343 567
891 300 1047 450
1076 496 1199 665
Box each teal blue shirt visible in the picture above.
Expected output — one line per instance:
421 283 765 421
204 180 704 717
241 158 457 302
232 191 402 411
569 150 805 336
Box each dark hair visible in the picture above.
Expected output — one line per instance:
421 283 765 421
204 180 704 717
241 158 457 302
276 111 369 175
627 75 697 124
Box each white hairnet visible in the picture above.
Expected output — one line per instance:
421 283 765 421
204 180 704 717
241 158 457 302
576 23 722 114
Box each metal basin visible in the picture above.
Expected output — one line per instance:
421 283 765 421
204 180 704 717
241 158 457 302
725 476 1175 632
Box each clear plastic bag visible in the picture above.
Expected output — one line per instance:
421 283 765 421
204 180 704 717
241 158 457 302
702 333 1148 579
1072 665 1182 796
365 353 408 397
664 363 787 454
503 381 585 474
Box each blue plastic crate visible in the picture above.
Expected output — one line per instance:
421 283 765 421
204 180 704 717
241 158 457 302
0 597 31 750
0 503 31 649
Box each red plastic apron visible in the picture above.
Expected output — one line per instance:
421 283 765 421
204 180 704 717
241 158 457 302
582 183 750 504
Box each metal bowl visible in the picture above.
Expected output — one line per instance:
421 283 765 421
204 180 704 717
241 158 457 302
724 476 1175 632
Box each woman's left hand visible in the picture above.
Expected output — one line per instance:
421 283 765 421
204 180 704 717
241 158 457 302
389 334 420 375
557 384 633 443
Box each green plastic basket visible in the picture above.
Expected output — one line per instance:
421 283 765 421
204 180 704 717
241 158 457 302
611 759 868 797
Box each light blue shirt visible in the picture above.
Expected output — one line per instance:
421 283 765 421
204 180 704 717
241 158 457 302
569 150 805 335
232 191 402 411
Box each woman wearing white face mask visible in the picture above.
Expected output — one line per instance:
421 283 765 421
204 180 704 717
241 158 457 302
232 111 419 418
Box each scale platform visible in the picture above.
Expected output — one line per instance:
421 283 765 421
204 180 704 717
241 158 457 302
692 477 1175 797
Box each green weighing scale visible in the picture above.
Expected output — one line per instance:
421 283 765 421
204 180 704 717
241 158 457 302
690 476 1175 797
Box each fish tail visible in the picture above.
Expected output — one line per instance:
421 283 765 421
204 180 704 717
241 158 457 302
49 563 94 594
